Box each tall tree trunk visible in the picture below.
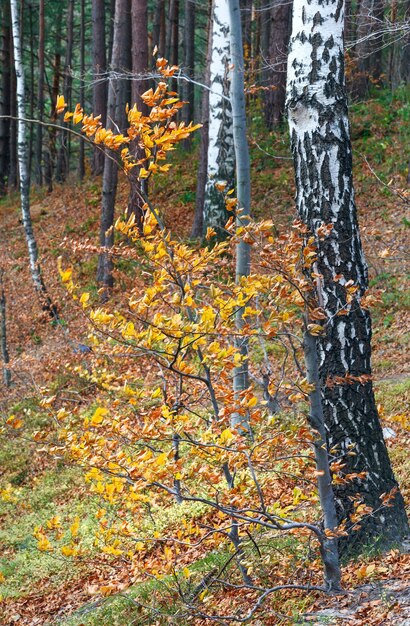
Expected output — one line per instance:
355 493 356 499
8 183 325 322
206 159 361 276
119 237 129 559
10 0 56 313
241 0 252 62
35 0 45 186
228 0 251 431
182 0 195 147
191 0 212 239
0 3 11 196
79 0 86 180
56 0 74 182
152 0 166 55
28 1 34 179
287 0 409 554
44 11 62 194
0 270 11 388
97 0 129 298
264 0 292 129
203 0 235 239
92 0 107 176
127 0 149 229
354 0 385 97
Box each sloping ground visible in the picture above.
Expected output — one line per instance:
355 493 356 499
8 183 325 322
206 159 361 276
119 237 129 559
0 88 409 625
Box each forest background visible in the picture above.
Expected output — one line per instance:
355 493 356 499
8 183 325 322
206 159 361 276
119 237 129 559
0 0 409 624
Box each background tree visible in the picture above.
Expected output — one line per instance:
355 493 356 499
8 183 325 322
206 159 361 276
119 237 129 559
92 0 108 176
264 0 292 128
97 0 130 296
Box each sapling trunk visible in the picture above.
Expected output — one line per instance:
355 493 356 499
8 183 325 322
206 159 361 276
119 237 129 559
304 330 341 591
228 0 251 432
0 271 11 387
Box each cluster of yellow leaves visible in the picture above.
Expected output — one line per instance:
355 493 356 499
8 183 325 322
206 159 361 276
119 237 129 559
57 57 201 179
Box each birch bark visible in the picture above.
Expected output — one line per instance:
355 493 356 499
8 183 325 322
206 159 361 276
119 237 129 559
286 0 408 552
10 0 48 298
203 0 235 239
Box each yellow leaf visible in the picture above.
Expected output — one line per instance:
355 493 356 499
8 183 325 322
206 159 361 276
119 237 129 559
155 452 168 466
61 544 77 557
247 396 258 408
91 407 108 426
70 516 80 538
135 541 144 551
80 292 90 306
307 324 324 336
182 567 191 578
56 94 66 114
219 428 233 444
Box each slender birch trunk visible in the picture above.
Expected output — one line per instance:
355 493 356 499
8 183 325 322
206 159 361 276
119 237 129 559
287 0 409 553
229 0 251 431
9 0 48 298
203 0 235 239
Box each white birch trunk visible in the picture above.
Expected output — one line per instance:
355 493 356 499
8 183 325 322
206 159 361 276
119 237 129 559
203 0 235 239
286 0 408 552
10 0 44 295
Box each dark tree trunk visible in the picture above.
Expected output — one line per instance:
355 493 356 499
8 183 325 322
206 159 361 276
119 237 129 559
287 0 409 555
0 4 11 195
44 14 62 194
35 0 45 186
354 0 385 97
0 270 11 388
92 0 107 176
28 2 34 179
264 0 292 129
241 0 252 61
97 0 129 298
56 0 74 182
127 0 149 229
79 0 86 180
152 0 166 55
182 0 195 146
190 0 212 239
259 0 270 95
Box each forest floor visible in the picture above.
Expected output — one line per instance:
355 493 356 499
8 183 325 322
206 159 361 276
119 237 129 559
0 87 409 625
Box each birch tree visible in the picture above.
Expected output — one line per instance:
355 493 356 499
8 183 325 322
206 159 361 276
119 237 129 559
286 0 409 552
203 0 235 239
9 0 53 307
